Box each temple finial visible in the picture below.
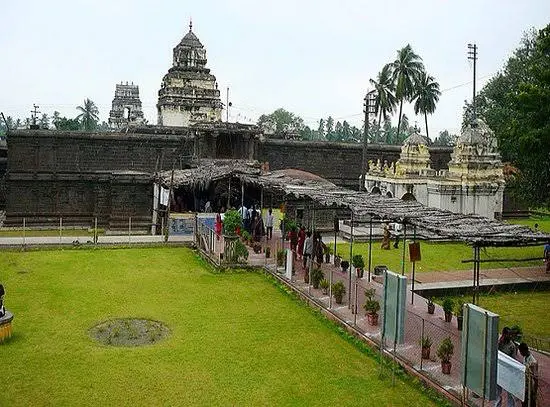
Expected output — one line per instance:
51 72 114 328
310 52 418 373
189 18 193 32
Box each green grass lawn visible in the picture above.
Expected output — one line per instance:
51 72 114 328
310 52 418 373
435 291 550 349
1 247 440 406
508 214 550 233
335 241 544 273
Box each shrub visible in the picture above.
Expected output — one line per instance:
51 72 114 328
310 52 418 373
234 240 249 263
421 336 432 348
363 288 380 315
352 254 365 269
276 250 286 267
319 279 330 293
456 303 465 317
442 298 454 314
223 209 242 236
241 230 251 242
437 337 454 363
310 268 324 289
332 281 346 303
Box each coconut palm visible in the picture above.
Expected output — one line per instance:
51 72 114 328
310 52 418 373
76 98 99 131
413 71 441 140
369 64 397 127
388 45 424 140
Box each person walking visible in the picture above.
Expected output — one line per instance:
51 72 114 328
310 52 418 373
544 241 550 273
518 342 538 407
302 231 313 270
265 208 274 240
297 226 306 261
495 327 517 407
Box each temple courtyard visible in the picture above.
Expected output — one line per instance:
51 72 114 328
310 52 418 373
1 247 443 407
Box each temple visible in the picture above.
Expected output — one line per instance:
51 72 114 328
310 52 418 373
108 82 145 129
365 119 505 219
157 21 223 126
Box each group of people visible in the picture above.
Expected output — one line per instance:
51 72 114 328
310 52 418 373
496 327 538 407
286 226 327 270
213 203 275 243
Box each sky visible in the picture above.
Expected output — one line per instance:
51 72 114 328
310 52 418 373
1 0 549 138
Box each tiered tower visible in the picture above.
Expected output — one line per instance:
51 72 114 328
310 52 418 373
108 82 145 129
157 21 222 127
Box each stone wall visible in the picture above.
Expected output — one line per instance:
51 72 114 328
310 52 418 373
258 139 452 189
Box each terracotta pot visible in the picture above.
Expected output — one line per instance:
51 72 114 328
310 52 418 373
444 312 452 323
441 361 452 375
367 313 379 326
427 304 435 314
422 346 431 360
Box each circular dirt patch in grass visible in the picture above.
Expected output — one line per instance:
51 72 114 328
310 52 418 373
90 318 169 347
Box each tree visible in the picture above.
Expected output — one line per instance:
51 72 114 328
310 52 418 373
433 130 456 146
370 64 397 126
257 108 305 138
473 25 550 205
39 113 50 129
317 118 325 139
325 116 334 140
342 120 351 141
54 117 81 131
412 71 440 140
389 45 424 141
334 121 343 141
76 98 99 132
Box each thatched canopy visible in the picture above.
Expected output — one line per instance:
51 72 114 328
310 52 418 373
160 160 550 246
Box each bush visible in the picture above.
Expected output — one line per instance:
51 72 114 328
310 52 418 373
319 279 330 293
363 288 380 315
420 336 432 348
234 240 249 263
332 281 346 304
352 254 365 269
310 268 324 289
223 209 242 236
437 337 454 363
456 303 464 317
276 250 286 267
241 230 251 242
341 260 349 271
442 298 454 314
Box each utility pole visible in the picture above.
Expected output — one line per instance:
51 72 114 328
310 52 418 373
226 87 231 123
467 43 478 119
30 104 40 129
361 91 377 190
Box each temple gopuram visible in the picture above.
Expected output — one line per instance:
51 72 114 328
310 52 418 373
108 82 145 129
157 21 223 127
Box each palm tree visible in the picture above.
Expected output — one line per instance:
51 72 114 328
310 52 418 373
76 98 99 131
413 71 441 140
388 45 424 140
369 64 397 127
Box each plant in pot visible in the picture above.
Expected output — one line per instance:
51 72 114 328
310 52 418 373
276 249 286 267
352 254 365 278
310 268 324 289
442 298 454 323
324 245 332 264
456 303 464 331
420 336 432 360
332 281 346 304
265 247 271 258
363 288 380 325
319 279 330 295
426 297 435 315
437 337 454 374
341 260 349 274
234 239 249 263
223 209 242 237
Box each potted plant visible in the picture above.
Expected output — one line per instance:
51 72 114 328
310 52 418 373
363 288 380 325
240 230 251 244
310 268 324 289
223 209 242 237
276 250 286 267
421 336 432 360
352 254 365 278
320 279 330 295
456 303 464 331
341 260 349 274
426 297 435 315
332 281 346 304
324 246 332 264
442 298 454 323
437 337 454 374
265 247 271 258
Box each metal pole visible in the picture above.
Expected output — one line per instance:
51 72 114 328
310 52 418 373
420 318 425 370
411 225 417 304
59 217 62 244
22 217 26 248
401 222 407 275
241 183 244 214
94 217 98 246
226 87 229 122
472 246 477 304
227 177 231 209
476 247 482 304
329 267 333 309
368 216 373 282
348 211 354 307
128 217 131 245
354 277 358 324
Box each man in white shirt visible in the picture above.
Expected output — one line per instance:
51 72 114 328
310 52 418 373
265 208 274 240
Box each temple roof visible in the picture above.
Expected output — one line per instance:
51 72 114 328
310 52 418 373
177 20 204 49
403 129 430 146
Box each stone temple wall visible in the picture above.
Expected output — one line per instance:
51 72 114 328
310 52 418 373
258 139 452 189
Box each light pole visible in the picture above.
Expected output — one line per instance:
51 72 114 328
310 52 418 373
467 43 478 120
361 90 377 190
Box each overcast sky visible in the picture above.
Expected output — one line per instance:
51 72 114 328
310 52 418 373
1 0 548 138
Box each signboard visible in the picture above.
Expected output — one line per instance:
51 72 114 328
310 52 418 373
497 350 525 401
169 214 196 235
461 304 499 401
409 242 421 262
382 271 407 345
